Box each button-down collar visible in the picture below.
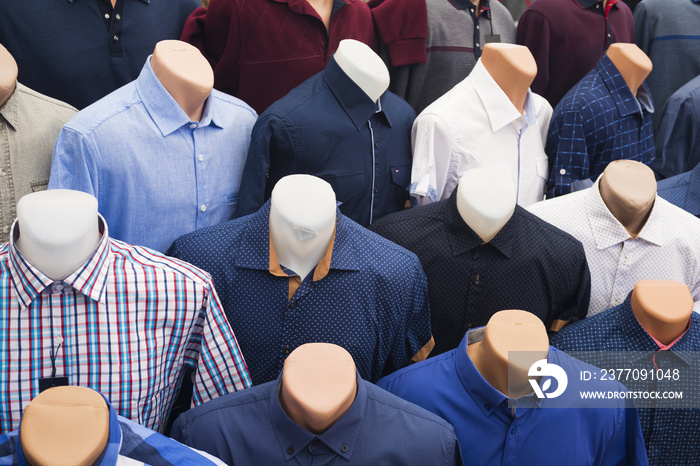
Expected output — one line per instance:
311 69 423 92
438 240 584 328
135 56 223 138
0 82 20 131
322 57 393 131
597 54 654 118
8 215 112 310
585 178 666 251
270 372 365 462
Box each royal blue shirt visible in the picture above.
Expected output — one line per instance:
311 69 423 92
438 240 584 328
657 162 700 218
235 57 416 226
546 53 655 197
171 373 463 465
378 327 648 465
0 0 199 110
551 296 700 465
167 201 432 385
48 57 257 253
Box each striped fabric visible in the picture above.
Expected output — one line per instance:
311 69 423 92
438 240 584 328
0 217 251 434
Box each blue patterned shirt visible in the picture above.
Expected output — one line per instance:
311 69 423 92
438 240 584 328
551 296 700 465
167 201 432 385
545 53 655 197
657 162 700 218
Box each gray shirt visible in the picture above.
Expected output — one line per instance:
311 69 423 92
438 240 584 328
0 83 76 241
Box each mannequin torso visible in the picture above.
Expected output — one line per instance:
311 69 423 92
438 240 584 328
333 39 389 104
606 43 653 97
269 175 336 282
480 43 537 115
279 343 357 434
0 44 18 109
150 40 214 122
598 160 657 235
631 280 692 345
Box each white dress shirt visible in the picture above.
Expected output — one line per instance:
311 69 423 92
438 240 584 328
410 59 553 207
528 179 700 316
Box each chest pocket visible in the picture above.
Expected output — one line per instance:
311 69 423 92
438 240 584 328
390 162 412 189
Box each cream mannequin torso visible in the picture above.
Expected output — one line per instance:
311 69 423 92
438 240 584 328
631 280 693 345
467 310 549 398
598 160 657 235
269 175 336 282
20 386 109 466
15 190 101 281
480 43 537 115
279 343 357 434
606 43 653 97
334 39 390 104
150 40 214 122
455 167 516 243
0 44 18 109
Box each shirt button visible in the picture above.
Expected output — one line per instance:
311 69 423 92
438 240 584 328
287 446 294 454
289 302 296 308
190 123 197 129
476 25 480 30
0 169 5 176
374 187 379 193
115 13 121 20
321 40 326 48
285 345 290 354
312 438 321 446
113 34 120 42
485 403 491 410
511 427 518 434
374 141 379 148
476 43 480 47
104 13 110 19
559 168 567 175
198 154 204 162
2 226 8 234
475 274 480 284
341 445 348 453
200 204 207 212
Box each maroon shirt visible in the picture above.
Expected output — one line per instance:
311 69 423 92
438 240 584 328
181 0 375 114
517 0 634 108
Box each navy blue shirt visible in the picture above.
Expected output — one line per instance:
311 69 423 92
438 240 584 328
235 57 416 226
369 189 591 356
657 162 700 217
551 296 700 466
171 374 463 465
167 201 432 385
546 53 655 197
378 328 648 465
0 0 199 109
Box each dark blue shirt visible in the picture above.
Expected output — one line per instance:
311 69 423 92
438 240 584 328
0 0 199 109
235 57 416 226
657 162 700 217
369 189 591 356
653 75 700 179
551 296 700 466
171 374 463 465
378 328 648 465
167 201 432 385
546 53 655 197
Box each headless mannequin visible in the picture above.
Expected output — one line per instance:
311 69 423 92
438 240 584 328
150 40 214 122
20 386 109 466
606 43 653 97
334 39 390 104
480 43 537 115
15 190 101 281
269 175 336 282
279 343 357 434
467 310 549 398
306 0 333 31
598 160 657 236
631 280 692 346
456 167 516 243
0 44 17 109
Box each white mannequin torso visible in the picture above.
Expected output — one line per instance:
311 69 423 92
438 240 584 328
456 167 516 242
334 39 390 104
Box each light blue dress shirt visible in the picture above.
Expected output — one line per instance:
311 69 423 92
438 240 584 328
49 56 257 252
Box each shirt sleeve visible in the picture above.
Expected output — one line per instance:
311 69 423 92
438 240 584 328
545 106 590 198
48 127 100 197
600 403 648 466
517 9 551 99
189 282 251 407
410 113 454 205
633 3 651 55
558 246 591 323
654 93 698 178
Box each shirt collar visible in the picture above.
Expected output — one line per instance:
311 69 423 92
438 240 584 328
322 57 393 131
469 59 537 133
573 0 616 10
235 201 360 273
270 371 367 462
9 215 113 310
67 0 150 3
135 56 222 137
584 177 667 250
16 389 122 465
447 0 491 16
0 81 21 131
443 188 519 259
597 54 654 118
271 0 347 17
269 225 336 282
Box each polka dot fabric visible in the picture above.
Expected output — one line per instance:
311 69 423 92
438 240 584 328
167 201 431 385
369 188 591 356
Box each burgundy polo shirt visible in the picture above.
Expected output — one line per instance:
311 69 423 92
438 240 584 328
517 0 634 108
181 0 375 114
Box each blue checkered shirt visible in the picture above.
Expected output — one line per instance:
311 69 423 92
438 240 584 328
545 53 655 197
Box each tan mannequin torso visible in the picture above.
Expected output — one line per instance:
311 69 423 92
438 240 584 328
20 386 109 466
279 343 357 434
467 310 549 398
631 280 692 346
150 40 214 122
480 43 537 115
306 0 333 32
606 43 652 97
0 44 18 109
598 160 657 236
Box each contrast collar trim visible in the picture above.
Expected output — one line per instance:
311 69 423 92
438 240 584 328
9 215 113 309
67 0 150 3
447 0 491 15
0 81 21 131
269 225 336 282
598 54 654 118
573 0 616 10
